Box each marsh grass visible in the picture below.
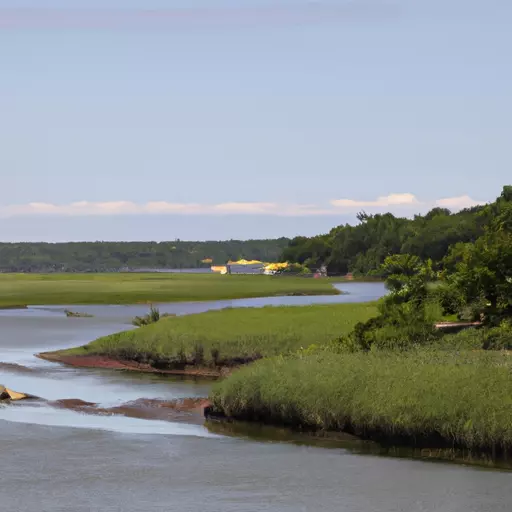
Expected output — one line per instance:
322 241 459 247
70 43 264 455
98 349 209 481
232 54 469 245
131 305 173 326
52 302 377 367
211 349 512 453
0 273 338 307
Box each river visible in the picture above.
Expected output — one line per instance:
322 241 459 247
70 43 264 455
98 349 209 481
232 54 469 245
1 282 511 512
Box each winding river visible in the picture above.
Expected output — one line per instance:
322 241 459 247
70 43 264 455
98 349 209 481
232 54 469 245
1 282 511 512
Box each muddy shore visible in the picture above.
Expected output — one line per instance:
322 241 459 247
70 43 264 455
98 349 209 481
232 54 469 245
37 352 232 378
50 397 211 424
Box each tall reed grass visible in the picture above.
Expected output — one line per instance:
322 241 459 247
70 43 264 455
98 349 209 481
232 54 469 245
211 349 512 452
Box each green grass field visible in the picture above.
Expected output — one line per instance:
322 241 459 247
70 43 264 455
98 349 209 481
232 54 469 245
211 349 512 453
51 302 377 365
0 273 338 307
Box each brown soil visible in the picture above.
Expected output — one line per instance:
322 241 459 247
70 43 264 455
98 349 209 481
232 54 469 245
37 352 232 378
49 397 211 424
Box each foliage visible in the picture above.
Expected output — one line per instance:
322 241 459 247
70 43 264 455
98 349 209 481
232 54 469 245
429 282 465 317
0 273 338 307
210 350 512 452
0 239 289 273
132 306 169 327
280 235 330 270
280 188 512 275
442 190 512 324
437 322 512 351
278 263 311 275
50 302 377 368
336 256 441 352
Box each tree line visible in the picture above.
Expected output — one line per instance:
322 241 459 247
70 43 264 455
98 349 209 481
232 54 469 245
0 239 289 272
331 185 512 351
281 186 512 276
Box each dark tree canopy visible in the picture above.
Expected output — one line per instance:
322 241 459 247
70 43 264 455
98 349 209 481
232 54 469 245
0 239 289 272
280 187 510 276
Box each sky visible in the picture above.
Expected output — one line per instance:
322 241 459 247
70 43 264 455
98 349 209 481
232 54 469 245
0 0 511 242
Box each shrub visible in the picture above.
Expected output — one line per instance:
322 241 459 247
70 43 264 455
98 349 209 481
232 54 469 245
132 306 172 327
431 283 464 316
437 321 512 351
335 299 443 352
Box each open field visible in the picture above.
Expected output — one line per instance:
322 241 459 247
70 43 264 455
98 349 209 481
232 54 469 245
42 302 377 367
210 349 512 453
0 273 338 307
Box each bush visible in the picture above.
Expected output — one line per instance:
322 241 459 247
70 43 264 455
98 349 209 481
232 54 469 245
280 263 311 275
437 321 512 351
482 321 512 350
132 306 175 327
335 300 443 352
430 283 464 316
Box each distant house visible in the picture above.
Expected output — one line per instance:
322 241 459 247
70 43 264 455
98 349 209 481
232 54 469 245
226 259 265 274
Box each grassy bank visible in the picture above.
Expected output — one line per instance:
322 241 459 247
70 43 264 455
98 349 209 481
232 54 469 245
44 302 377 367
210 350 512 453
0 273 338 307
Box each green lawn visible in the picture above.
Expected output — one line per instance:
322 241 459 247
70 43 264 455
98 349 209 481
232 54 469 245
0 272 338 307
50 302 377 366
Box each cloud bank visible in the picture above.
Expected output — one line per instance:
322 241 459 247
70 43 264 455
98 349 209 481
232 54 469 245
0 194 485 218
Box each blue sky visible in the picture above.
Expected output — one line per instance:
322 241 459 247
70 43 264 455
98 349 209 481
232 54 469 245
0 0 510 241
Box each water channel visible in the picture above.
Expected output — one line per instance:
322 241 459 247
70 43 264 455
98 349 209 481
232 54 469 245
1 282 511 511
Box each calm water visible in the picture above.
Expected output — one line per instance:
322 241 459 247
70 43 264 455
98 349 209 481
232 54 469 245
2 282 511 512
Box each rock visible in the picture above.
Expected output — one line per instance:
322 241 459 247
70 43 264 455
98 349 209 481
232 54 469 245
0 385 30 401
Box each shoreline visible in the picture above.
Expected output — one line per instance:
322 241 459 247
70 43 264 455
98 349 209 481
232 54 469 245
37 352 232 378
203 409 512 465
0 288 343 311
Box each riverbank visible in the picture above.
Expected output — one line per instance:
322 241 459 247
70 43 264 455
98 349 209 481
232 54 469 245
39 302 377 372
0 273 339 307
209 349 512 456
37 352 229 377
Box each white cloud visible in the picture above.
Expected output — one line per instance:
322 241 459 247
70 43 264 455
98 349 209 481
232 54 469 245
434 195 482 210
213 202 278 214
1 201 296 217
0 194 486 218
331 193 419 210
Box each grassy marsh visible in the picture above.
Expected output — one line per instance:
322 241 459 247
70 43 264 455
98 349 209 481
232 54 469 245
210 349 512 453
0 272 338 307
46 302 377 367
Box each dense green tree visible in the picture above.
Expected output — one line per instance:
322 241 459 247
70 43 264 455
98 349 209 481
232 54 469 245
449 218 512 324
0 239 289 273
280 186 509 275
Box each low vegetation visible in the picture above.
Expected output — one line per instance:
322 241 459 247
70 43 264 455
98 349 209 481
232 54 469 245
132 306 175 327
0 273 338 307
210 350 512 453
49 302 377 367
